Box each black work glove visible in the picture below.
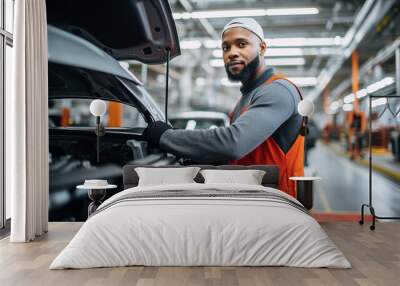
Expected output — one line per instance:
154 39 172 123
142 121 172 149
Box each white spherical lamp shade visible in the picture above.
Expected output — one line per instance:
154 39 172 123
297 99 314 117
90 99 107 117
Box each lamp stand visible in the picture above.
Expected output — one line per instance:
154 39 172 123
304 116 308 167
97 117 100 164
94 116 105 164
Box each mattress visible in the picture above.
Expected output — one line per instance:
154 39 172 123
50 183 351 269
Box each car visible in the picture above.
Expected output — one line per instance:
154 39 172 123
169 111 230 130
46 0 181 221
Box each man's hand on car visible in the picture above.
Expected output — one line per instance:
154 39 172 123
143 121 172 149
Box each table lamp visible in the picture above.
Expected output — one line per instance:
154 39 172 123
89 99 107 164
289 99 317 209
297 99 314 166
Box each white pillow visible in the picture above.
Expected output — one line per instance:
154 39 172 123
200 169 266 185
135 167 200 186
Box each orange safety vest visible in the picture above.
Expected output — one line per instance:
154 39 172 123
229 75 305 197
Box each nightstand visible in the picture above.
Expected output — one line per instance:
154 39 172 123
77 180 117 217
289 177 321 210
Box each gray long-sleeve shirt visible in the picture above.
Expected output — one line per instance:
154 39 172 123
159 68 303 163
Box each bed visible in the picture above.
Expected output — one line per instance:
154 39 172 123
50 165 350 269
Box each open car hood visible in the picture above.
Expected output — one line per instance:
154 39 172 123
48 26 165 122
46 0 180 64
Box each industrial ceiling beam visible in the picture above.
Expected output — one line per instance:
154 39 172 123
307 0 396 101
361 37 400 75
178 0 219 39
397 47 400 96
331 36 400 100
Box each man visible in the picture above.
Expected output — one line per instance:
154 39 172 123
347 110 366 160
144 18 304 197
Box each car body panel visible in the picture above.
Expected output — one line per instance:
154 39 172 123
48 25 141 84
46 0 181 64
48 26 165 122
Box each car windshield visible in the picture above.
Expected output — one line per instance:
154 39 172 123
49 98 147 128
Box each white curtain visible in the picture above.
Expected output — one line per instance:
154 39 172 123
7 0 49 242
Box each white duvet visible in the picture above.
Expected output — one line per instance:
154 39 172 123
50 183 351 269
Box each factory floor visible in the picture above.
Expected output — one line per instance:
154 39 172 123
325 141 400 182
309 142 400 218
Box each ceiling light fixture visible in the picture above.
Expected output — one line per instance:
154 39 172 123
343 93 355 104
212 49 223 58
219 77 317 87
212 48 304 58
209 59 225 67
180 40 202 49
210 57 306 67
371 98 387 108
287 77 317 87
192 9 266 19
201 37 342 49
173 7 319 20
327 99 343 114
266 8 319 16
173 9 266 19
266 57 306 66
342 103 354 112
266 37 342 47
204 39 221 49
356 88 368 99
342 77 394 104
266 48 304 56
366 77 394 94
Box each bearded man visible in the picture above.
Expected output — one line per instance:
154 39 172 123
143 18 305 197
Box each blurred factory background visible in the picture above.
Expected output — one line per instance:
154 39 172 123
2 0 399 223
128 0 400 219
54 0 400 220
133 0 399 118
131 0 400 216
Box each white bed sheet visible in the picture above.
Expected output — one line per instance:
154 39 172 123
50 183 351 269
